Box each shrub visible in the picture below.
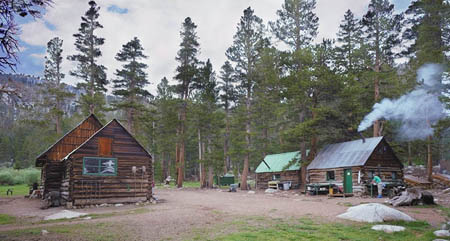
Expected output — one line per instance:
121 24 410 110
0 168 40 186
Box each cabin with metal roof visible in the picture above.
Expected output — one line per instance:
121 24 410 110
36 114 103 197
306 137 403 195
255 151 305 189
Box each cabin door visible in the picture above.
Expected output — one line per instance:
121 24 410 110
343 169 353 193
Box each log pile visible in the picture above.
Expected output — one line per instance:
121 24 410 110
388 188 435 207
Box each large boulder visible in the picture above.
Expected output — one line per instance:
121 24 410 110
434 230 450 237
337 203 415 223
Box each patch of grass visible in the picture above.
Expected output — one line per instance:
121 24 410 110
156 181 201 189
337 202 354 207
0 222 128 241
186 216 437 241
437 206 450 218
0 214 16 225
0 184 29 197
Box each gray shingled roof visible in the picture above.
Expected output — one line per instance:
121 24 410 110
307 136 383 170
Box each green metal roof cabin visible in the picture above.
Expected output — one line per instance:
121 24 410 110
255 151 306 189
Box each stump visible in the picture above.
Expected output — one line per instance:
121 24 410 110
388 188 434 207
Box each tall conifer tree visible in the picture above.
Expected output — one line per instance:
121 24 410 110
68 0 108 117
41 37 74 135
113 37 150 134
226 7 265 190
174 17 200 188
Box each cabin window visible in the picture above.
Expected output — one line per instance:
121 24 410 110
98 137 113 156
83 157 117 176
392 171 397 180
326 171 335 181
368 170 375 178
272 174 281 180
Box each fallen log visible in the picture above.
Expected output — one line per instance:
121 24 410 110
388 188 434 207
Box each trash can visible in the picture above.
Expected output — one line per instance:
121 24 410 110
214 173 235 186
283 182 290 190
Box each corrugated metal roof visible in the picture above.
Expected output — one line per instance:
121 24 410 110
307 137 383 170
255 151 307 173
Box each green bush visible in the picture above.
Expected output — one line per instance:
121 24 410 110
0 170 15 185
0 168 40 186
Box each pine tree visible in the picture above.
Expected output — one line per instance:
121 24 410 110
218 61 238 173
270 0 319 51
362 0 403 137
226 7 265 190
67 0 108 117
270 0 319 190
112 37 150 134
174 17 200 188
153 77 178 182
336 10 364 74
41 37 74 135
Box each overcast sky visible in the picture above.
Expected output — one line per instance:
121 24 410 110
16 0 410 94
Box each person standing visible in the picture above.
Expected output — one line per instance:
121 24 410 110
372 175 383 198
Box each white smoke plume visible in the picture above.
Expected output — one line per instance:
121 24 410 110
358 64 445 140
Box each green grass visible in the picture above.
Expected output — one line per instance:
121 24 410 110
438 206 450 219
156 181 201 188
0 214 16 225
0 184 29 197
0 222 130 241
186 216 438 241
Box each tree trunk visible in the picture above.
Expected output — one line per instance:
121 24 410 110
127 108 134 135
207 137 214 188
373 26 381 137
177 100 187 188
223 107 230 174
299 109 307 192
241 88 251 191
427 136 433 182
199 128 206 188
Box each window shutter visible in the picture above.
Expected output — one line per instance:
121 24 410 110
98 137 112 156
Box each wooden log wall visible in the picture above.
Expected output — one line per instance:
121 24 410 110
66 120 152 206
256 170 301 189
42 161 64 196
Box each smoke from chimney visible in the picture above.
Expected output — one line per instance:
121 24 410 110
357 64 446 141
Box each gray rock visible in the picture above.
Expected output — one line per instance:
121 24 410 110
248 191 255 194
41 230 49 235
115 203 124 207
433 239 448 241
434 230 450 237
337 203 415 223
265 188 278 193
371 225 405 233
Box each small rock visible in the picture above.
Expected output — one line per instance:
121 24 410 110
441 188 450 194
83 217 92 220
294 194 299 196
115 203 124 207
371 225 405 233
42 230 49 235
434 230 450 237
99 203 108 207
248 191 255 194
433 239 448 241
265 188 278 194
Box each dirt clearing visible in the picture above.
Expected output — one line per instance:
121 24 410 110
0 188 448 240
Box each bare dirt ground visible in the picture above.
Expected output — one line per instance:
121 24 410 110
0 187 448 240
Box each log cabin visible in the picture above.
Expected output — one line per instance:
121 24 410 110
36 115 153 207
36 114 103 197
255 151 305 189
306 136 403 195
